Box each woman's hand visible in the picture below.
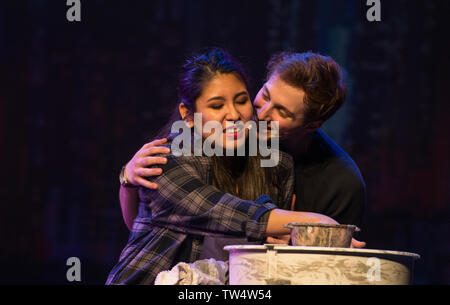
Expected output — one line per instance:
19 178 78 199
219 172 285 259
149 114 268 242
266 234 291 244
294 213 366 248
266 209 340 236
308 213 340 225
124 138 171 189
304 213 366 248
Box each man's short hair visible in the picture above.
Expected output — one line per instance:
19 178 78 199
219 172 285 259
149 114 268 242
267 51 347 123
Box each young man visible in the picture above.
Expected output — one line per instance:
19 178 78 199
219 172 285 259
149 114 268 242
253 52 366 227
119 51 366 236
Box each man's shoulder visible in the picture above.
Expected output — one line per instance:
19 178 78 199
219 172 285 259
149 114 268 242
304 130 365 188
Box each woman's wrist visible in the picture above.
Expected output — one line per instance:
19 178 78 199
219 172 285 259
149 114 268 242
265 209 326 236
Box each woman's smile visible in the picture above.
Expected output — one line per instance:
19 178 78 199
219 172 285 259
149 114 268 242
224 124 244 139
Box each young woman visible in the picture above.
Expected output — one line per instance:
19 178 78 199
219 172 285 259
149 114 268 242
107 49 339 285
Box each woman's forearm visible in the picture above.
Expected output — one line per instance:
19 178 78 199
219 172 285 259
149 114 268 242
119 185 140 230
265 208 338 236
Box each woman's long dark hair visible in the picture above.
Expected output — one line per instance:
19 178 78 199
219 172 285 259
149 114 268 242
156 48 284 204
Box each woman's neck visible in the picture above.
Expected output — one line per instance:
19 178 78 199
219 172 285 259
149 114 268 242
221 155 247 176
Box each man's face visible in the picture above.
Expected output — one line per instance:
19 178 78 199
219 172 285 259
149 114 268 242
253 74 309 142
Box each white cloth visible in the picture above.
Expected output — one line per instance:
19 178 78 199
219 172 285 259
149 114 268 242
154 258 228 285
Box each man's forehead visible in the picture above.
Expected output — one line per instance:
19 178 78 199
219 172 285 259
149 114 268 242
263 75 305 114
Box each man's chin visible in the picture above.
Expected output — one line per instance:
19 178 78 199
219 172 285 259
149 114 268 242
258 128 278 139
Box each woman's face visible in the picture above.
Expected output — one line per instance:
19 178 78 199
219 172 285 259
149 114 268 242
181 73 253 151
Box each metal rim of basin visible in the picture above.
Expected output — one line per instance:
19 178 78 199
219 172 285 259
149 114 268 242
284 222 361 232
223 244 421 260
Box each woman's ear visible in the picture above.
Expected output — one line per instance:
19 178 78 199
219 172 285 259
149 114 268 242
179 103 193 128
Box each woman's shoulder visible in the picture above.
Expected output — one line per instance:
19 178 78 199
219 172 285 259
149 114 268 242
279 149 294 163
152 138 212 163
166 154 213 169
272 149 294 171
156 142 214 178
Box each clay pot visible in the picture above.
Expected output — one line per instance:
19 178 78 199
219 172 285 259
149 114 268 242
284 223 360 248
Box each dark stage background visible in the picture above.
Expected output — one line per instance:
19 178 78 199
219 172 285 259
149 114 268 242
1 0 449 284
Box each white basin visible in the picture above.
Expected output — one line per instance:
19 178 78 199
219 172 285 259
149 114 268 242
224 244 420 285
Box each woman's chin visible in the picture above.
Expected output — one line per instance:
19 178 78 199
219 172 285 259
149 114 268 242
222 132 248 151
202 131 249 155
218 140 243 153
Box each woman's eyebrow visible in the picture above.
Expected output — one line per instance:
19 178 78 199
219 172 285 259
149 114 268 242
207 91 248 102
206 96 226 102
234 91 249 99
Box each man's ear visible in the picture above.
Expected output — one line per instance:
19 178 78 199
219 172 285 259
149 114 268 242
304 120 323 132
179 103 193 127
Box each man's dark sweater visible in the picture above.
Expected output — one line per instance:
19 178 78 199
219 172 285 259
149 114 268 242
289 129 366 227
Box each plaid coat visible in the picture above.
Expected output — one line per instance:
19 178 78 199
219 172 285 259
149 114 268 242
106 150 294 285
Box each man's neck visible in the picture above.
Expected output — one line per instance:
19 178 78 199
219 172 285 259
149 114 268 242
281 132 314 157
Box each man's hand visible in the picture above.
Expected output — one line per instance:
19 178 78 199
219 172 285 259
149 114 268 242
124 138 171 189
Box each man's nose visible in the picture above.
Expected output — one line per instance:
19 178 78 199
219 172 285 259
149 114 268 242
257 102 272 121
